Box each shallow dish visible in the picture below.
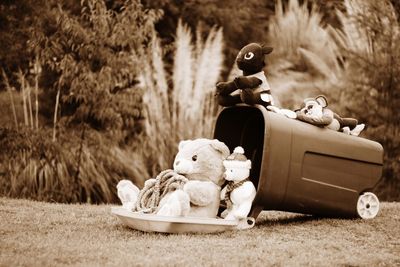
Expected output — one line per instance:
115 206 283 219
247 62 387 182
111 207 240 234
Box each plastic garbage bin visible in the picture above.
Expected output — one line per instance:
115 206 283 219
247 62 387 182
213 105 383 219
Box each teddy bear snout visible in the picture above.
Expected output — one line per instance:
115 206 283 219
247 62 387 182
174 158 193 174
224 170 233 181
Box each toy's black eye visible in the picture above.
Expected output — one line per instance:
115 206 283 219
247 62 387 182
244 52 254 60
192 155 197 161
307 105 313 109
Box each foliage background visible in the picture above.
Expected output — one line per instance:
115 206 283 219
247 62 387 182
0 0 399 203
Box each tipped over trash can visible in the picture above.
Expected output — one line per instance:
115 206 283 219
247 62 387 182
213 105 383 219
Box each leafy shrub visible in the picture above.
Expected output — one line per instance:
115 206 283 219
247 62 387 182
0 127 148 203
335 0 400 200
0 0 41 82
30 0 161 142
0 0 163 203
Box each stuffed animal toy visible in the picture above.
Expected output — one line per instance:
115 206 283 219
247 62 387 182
117 180 140 211
295 95 365 136
220 146 256 223
117 138 230 218
216 43 274 107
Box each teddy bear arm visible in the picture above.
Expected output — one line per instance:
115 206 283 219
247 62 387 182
240 89 260 105
156 190 190 217
231 183 256 208
296 110 333 126
216 81 238 95
321 109 335 124
218 93 242 107
232 183 256 219
234 76 262 89
237 182 257 202
334 114 358 129
184 181 218 206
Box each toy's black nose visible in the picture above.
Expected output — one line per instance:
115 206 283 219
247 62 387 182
304 109 308 114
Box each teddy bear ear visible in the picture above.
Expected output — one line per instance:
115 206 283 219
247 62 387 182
304 97 315 105
315 95 328 108
178 140 191 151
261 45 273 55
246 160 252 169
209 139 230 158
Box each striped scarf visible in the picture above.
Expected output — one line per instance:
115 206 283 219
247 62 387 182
224 179 249 209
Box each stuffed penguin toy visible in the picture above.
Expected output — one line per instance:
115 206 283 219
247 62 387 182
216 43 274 107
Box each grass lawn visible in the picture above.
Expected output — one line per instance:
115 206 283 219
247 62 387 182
1 197 399 267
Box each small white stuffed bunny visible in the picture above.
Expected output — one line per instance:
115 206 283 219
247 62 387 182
117 180 139 211
220 146 256 223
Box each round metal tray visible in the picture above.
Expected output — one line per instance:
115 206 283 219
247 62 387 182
111 207 241 234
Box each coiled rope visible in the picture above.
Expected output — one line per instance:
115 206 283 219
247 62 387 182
135 169 188 213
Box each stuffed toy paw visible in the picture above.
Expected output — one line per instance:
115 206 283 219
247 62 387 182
183 180 219 207
156 180 221 217
216 81 237 94
267 105 297 119
342 124 365 136
157 189 190 217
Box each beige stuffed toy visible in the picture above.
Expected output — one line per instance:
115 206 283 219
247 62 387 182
295 95 365 136
117 138 230 218
220 146 256 222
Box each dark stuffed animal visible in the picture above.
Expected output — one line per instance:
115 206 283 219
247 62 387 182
296 95 365 136
216 43 274 107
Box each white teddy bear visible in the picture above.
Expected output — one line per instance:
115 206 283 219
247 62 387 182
220 146 256 223
117 138 230 218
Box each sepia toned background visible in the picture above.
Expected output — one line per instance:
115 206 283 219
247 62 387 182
0 0 399 205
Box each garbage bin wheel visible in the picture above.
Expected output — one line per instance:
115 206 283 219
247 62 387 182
356 192 380 219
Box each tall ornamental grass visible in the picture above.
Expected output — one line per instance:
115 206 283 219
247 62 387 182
1 58 42 131
266 0 345 108
136 20 224 177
